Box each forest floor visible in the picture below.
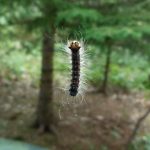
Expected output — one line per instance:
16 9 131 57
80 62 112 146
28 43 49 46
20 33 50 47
0 79 150 150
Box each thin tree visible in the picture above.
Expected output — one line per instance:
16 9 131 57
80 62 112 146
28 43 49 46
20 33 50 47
99 37 113 94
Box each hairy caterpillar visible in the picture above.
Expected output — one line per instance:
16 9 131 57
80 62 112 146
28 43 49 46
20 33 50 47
55 39 87 98
56 40 87 119
66 40 87 98
68 41 81 96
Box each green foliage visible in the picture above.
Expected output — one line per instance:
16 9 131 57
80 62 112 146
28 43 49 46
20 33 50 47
87 46 150 90
0 50 41 81
57 8 102 27
0 0 149 91
85 26 148 43
110 49 150 89
0 27 41 81
129 136 150 150
100 0 118 4
0 42 149 90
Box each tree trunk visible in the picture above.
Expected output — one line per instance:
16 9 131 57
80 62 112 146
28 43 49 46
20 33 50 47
34 28 55 133
100 39 112 94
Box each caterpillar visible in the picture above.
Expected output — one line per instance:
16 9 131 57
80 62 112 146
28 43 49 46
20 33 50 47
57 39 86 98
57 40 87 119
68 41 81 96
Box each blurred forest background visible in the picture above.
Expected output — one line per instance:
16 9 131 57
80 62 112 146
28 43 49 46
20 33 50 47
0 0 150 150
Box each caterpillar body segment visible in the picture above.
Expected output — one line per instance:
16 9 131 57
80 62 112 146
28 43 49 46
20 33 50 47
68 41 81 96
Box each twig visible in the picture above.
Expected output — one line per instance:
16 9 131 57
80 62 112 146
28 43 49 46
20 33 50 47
125 107 150 150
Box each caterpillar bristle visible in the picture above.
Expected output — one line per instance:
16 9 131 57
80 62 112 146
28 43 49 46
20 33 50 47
58 39 87 97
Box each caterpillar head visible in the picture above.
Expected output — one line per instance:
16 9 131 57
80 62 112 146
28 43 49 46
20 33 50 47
68 41 81 50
